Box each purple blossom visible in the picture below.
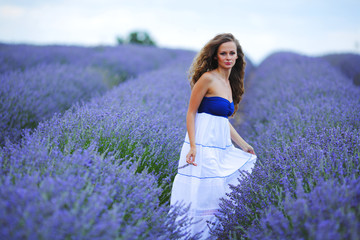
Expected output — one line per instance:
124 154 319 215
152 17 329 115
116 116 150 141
322 53 360 85
246 177 360 239
0 43 188 145
0 64 107 145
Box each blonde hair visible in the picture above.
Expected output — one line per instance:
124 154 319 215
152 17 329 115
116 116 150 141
188 33 246 115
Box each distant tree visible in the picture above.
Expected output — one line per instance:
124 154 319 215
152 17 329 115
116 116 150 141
115 31 156 46
116 36 125 45
128 31 156 46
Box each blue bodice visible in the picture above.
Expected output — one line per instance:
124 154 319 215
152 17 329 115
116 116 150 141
198 96 234 118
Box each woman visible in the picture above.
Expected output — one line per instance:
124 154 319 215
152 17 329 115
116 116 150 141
170 33 257 239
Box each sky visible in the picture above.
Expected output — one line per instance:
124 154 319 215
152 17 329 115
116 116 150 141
0 0 359 64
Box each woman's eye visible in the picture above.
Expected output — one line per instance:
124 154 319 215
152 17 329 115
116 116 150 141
220 53 226 55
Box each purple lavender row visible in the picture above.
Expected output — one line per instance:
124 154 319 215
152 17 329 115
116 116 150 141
0 43 183 76
322 53 360 85
0 52 205 239
0 43 93 73
214 52 360 239
0 44 188 145
0 145 197 239
0 64 107 145
247 177 360 239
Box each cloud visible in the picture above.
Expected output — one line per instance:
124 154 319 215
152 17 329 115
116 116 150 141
0 5 25 18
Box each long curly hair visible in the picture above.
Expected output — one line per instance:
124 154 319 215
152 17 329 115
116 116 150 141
188 33 246 115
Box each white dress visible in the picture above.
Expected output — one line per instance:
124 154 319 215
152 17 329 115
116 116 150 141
170 96 257 239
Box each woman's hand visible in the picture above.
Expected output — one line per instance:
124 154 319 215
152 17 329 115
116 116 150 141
186 147 197 166
243 144 256 155
229 123 256 155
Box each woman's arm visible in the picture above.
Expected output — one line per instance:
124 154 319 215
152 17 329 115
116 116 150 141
229 122 256 155
185 74 212 166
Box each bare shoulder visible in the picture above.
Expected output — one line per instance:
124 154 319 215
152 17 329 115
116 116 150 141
197 71 215 85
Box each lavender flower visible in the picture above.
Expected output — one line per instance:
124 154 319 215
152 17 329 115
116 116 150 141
247 177 360 240
0 43 188 145
0 144 198 239
322 53 360 85
0 64 107 145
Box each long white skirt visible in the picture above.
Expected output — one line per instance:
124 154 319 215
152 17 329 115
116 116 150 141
170 113 257 239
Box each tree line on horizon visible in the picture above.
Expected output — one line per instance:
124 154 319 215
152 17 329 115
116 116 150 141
116 31 156 46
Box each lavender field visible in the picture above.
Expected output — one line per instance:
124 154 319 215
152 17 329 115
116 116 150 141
0 43 186 145
0 43 359 239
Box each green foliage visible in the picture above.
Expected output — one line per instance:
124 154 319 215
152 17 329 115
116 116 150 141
116 36 125 45
116 31 156 46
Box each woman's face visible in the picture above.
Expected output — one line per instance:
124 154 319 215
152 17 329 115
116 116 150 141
215 41 238 69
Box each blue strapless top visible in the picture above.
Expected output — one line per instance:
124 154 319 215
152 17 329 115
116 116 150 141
198 96 234 118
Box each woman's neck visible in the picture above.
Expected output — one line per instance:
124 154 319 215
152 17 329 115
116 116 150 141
215 67 231 82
